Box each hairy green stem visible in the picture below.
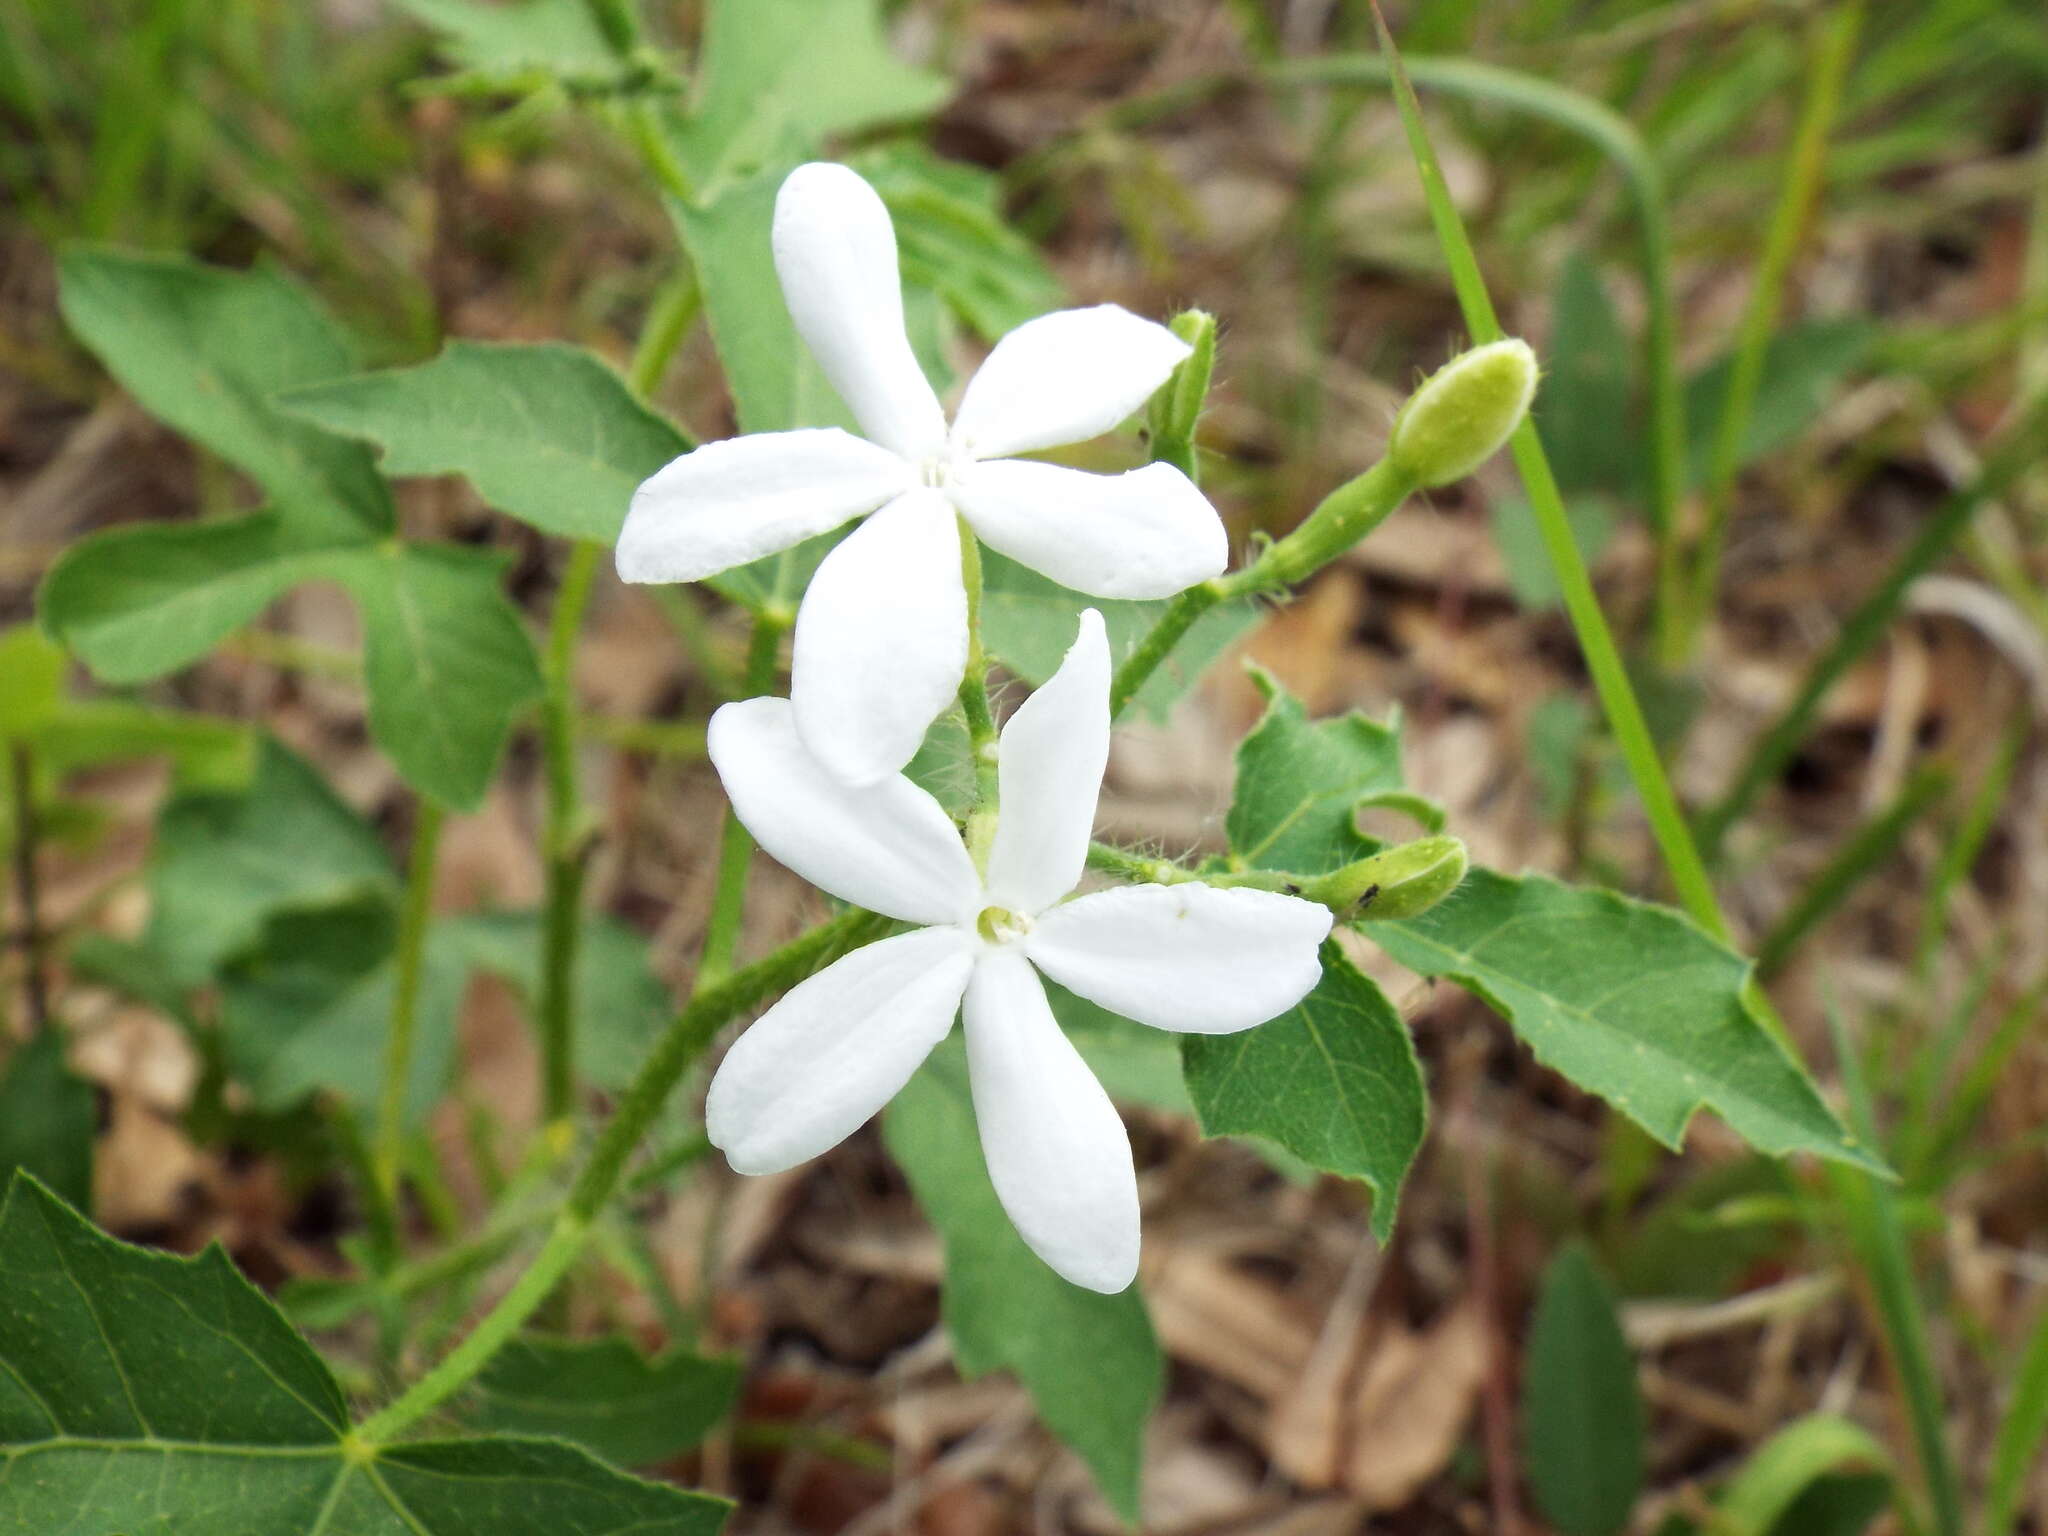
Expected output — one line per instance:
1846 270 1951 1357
1681 1 1864 664
696 614 785 985
1110 457 1419 717
538 540 602 1135
354 903 890 1442
374 800 446 1214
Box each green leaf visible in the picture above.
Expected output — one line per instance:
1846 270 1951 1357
442 911 669 1090
1537 253 1633 498
219 900 470 1125
341 543 543 811
464 1336 741 1468
38 511 336 684
663 0 949 197
1682 319 1872 490
1223 669 1406 873
1180 943 1425 1240
1225 675 1879 1171
1766 1473 1892 1536
0 1173 730 1535
982 551 1258 722
280 342 691 544
57 247 392 537
884 1043 1160 1520
1372 870 1883 1170
1490 492 1618 610
1521 1243 1644 1536
1711 1415 1889 1536
38 700 254 790
391 0 614 79
144 736 395 986
0 1033 94 1212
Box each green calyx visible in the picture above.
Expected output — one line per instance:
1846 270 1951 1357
1387 338 1539 489
1302 835 1469 920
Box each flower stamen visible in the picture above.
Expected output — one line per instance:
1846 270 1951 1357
976 905 1033 946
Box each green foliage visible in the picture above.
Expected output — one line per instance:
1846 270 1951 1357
1709 1415 1891 1536
463 1336 741 1468
885 1043 1161 1520
1224 673 1878 1171
44 252 541 809
1181 944 1424 1239
280 342 691 544
0 1173 730 1535
660 0 949 197
1521 1244 1644 1536
392 0 615 80
0 1033 95 1213
1681 320 1874 491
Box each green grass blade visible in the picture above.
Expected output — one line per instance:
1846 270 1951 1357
1826 1010 1966 1536
1755 763 1947 979
1364 6 1725 941
1682 2 1865 665
1981 1300 2048 1536
1699 394 2048 858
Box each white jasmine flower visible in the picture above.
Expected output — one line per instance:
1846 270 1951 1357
618 162 1229 786
701 612 1331 1292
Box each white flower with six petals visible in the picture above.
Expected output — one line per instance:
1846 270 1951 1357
618 162 1229 786
702 611 1332 1292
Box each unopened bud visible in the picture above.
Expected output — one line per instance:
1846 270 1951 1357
1303 836 1468 921
1387 339 1538 489
1147 309 1216 480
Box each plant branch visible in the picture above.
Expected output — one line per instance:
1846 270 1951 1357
695 612 786 985
8 743 48 1032
353 902 890 1443
374 799 446 1222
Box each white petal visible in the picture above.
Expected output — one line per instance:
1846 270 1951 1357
950 304 1191 460
774 162 947 460
952 459 1227 599
963 951 1139 1292
707 694 980 925
1027 884 1332 1033
984 610 1109 915
707 927 974 1174
617 429 911 584
792 489 968 787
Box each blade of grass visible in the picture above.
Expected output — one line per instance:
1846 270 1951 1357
1270 50 1689 660
1682 1 1865 664
1755 763 1947 978
1365 5 1723 941
1826 1007 1966 1536
1981 1299 2048 1536
1698 394 2048 858
1914 718 2024 981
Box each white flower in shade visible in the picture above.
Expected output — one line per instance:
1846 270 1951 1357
701 612 1332 1292
617 162 1229 787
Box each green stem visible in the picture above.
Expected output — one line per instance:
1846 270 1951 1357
695 614 785 985
1085 840 1290 893
957 522 1001 866
1369 9 1729 939
353 904 890 1444
1681 0 1864 665
374 799 446 1215
8 743 48 1032
1109 457 1418 718
628 267 700 400
538 541 602 1136
1698 394 2048 857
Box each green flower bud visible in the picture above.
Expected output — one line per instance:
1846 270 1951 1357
1302 835 1468 920
1147 309 1216 480
1387 339 1538 489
